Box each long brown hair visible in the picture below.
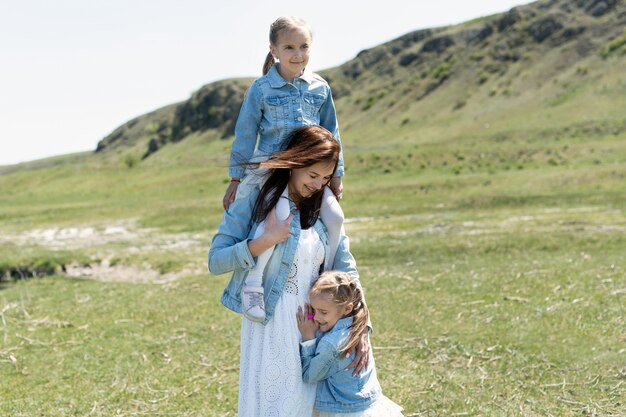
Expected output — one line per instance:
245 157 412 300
253 125 339 229
310 271 369 358
262 16 313 75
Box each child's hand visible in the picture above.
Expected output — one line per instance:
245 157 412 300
223 180 240 210
329 177 343 200
297 304 318 341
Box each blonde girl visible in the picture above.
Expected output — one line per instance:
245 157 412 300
297 271 404 417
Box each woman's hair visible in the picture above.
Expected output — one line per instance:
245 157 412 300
253 125 339 229
262 16 312 75
310 271 369 358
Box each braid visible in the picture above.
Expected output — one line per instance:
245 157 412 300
341 283 369 357
262 52 275 75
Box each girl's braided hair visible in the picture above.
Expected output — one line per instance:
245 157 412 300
310 271 368 357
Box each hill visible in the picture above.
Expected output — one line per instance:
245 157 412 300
89 0 626 162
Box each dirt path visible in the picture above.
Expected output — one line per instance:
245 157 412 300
64 259 204 284
2 219 208 283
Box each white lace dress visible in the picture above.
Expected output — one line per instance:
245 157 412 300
239 227 325 417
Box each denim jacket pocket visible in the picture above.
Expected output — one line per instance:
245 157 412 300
302 93 326 118
265 94 290 122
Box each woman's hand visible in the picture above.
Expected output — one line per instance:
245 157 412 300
247 207 294 257
345 330 370 375
223 180 240 210
263 206 294 246
329 176 343 200
296 304 318 342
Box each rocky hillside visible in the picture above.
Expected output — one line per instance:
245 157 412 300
95 79 251 159
94 0 626 160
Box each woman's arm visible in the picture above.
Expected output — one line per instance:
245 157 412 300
331 231 373 375
209 181 293 275
208 181 259 275
332 232 358 280
247 207 293 257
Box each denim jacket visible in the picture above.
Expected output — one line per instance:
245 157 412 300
300 317 382 412
229 64 343 179
207 179 359 325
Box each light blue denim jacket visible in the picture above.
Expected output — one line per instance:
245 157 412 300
300 317 382 412
207 179 359 325
229 64 343 179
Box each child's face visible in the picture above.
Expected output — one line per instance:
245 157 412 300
270 26 312 82
288 160 334 200
310 293 352 333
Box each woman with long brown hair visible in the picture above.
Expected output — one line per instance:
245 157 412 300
209 125 369 417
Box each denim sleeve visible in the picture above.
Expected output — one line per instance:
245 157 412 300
332 232 373 331
300 339 338 384
332 232 358 281
208 182 260 275
230 82 262 179
319 87 344 177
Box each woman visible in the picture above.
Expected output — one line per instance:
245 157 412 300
208 125 369 417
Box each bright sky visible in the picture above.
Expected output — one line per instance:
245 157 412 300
0 0 533 166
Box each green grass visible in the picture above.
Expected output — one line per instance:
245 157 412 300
600 29 626 58
0 275 239 415
1 128 625 414
1 204 624 415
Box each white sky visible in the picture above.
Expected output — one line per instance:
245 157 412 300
0 0 533 166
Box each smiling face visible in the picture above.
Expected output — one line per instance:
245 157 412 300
310 293 353 333
288 159 335 200
270 26 312 82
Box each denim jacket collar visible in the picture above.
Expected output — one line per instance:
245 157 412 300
330 317 353 333
267 64 314 88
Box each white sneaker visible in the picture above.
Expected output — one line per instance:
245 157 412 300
242 285 265 322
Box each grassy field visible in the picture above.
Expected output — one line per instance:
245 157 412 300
1 119 625 416
1 21 626 415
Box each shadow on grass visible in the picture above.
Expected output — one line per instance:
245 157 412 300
0 271 52 290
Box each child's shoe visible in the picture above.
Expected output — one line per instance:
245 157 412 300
242 285 265 322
